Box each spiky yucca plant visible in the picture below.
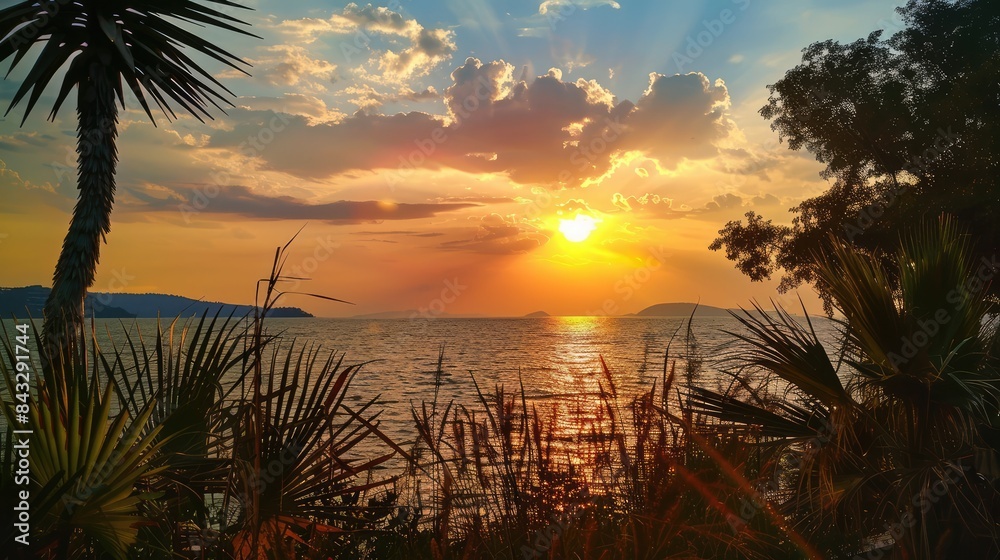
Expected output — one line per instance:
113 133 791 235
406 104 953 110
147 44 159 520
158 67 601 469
1 322 165 560
0 236 406 559
0 0 256 369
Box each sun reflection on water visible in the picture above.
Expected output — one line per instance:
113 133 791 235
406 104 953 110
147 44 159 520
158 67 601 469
525 316 631 483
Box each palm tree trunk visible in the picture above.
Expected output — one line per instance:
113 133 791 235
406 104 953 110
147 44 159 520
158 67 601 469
42 63 118 372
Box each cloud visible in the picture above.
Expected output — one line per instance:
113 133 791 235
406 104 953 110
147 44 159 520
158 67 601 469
398 86 441 102
0 159 65 214
351 230 445 238
620 72 734 167
344 84 388 110
520 0 621 36
378 27 456 80
703 193 743 212
435 195 516 204
339 3 413 31
444 58 517 118
612 192 675 213
0 131 57 151
538 0 621 15
344 84 440 111
612 191 783 219
440 213 550 254
208 109 444 177
276 3 456 81
275 3 409 40
236 94 344 124
555 198 598 214
751 193 782 206
127 183 479 223
207 61 740 187
230 45 339 91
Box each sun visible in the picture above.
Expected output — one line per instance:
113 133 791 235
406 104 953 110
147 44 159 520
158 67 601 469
559 215 599 243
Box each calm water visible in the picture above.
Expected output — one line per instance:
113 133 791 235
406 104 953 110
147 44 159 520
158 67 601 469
14 316 838 446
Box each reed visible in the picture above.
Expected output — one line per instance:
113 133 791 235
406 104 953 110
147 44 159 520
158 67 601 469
4 220 996 559
0 238 406 560
399 327 797 560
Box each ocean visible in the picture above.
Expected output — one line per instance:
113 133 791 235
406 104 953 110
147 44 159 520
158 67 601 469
10 315 841 449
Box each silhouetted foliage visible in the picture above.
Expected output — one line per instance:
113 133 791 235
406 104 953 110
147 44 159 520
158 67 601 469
0 0 256 369
699 219 1000 559
710 0 1000 312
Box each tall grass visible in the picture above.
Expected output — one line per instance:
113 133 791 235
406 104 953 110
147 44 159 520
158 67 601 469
3 295 799 559
400 329 802 560
3 220 997 559
0 239 406 560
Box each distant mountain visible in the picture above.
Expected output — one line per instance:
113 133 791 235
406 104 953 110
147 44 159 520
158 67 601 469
0 286 312 319
632 302 733 317
524 311 550 318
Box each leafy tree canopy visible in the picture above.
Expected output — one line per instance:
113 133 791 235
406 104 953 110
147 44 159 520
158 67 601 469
710 0 999 312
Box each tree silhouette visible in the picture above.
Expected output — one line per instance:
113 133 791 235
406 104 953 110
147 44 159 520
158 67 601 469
710 0 999 312
0 0 257 369
698 219 1000 558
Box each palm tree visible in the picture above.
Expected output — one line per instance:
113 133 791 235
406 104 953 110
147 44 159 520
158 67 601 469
0 0 256 370
689 217 1000 558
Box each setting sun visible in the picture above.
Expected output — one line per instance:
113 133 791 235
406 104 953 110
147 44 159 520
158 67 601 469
558 215 599 243
1 0 994 557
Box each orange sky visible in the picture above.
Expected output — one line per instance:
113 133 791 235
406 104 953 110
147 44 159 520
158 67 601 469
0 1 909 317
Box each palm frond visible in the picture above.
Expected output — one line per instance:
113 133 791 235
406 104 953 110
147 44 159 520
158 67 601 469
725 301 851 409
686 386 828 439
0 0 258 124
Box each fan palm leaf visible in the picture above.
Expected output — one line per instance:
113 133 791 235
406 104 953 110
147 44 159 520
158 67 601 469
227 342 401 560
725 300 851 409
690 218 1000 558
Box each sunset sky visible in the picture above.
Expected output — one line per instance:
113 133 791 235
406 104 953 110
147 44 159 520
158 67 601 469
0 0 907 317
